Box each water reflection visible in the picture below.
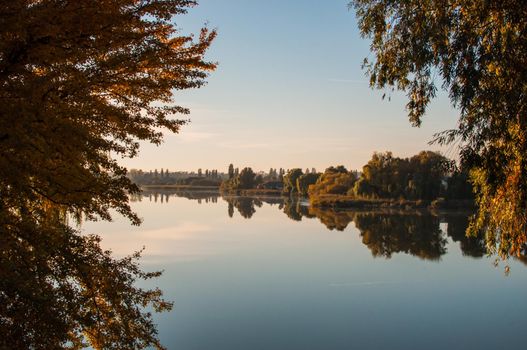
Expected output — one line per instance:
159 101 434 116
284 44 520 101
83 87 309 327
307 206 354 231
353 212 447 260
223 196 262 218
281 197 305 221
122 190 527 350
445 214 486 258
131 188 219 204
132 190 494 261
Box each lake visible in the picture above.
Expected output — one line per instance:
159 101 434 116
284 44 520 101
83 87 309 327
84 190 527 350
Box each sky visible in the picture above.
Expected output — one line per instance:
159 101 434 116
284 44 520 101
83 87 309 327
121 0 460 173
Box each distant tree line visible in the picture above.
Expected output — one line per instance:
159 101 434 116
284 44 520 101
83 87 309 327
219 151 473 203
129 168 224 186
150 151 471 201
221 164 318 193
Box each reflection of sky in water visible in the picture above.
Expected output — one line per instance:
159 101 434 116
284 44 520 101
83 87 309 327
83 195 527 350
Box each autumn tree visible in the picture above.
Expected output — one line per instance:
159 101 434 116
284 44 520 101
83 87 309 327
237 167 256 189
350 1 527 259
267 167 277 180
220 167 258 192
282 168 303 194
254 173 264 186
353 151 449 200
0 1 215 349
308 166 357 198
408 151 450 200
278 167 285 180
296 172 320 196
228 163 235 179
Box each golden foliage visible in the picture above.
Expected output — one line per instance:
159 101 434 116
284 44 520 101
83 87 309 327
0 1 215 348
351 0 527 259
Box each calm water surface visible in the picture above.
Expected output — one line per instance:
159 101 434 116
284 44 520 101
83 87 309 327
85 190 527 350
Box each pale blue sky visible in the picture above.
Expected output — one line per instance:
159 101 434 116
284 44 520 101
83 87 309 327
123 0 459 173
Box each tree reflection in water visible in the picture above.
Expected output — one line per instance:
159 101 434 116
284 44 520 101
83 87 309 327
280 197 303 221
445 214 486 258
353 211 447 260
132 191 498 260
307 207 355 231
131 188 219 204
222 196 262 219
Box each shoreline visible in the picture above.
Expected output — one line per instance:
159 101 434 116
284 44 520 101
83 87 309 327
309 195 474 211
140 184 220 191
138 186 474 211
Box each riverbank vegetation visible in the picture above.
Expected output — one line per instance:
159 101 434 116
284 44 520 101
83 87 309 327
129 168 223 187
211 150 474 210
133 150 473 212
309 151 473 209
130 150 473 210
